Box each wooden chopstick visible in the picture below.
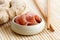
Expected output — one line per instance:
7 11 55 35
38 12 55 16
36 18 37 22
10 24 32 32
33 0 54 32
47 0 50 30
33 0 47 22
47 0 54 32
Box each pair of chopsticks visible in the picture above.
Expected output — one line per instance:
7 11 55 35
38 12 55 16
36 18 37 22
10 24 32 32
33 0 54 32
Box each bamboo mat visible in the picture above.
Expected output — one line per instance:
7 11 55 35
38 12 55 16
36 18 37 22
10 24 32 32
0 0 60 40
0 21 60 40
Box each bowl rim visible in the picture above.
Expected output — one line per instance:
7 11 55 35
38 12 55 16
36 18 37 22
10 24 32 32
12 15 44 27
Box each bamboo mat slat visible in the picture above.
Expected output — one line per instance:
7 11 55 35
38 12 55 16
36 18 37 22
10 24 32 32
0 0 60 40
